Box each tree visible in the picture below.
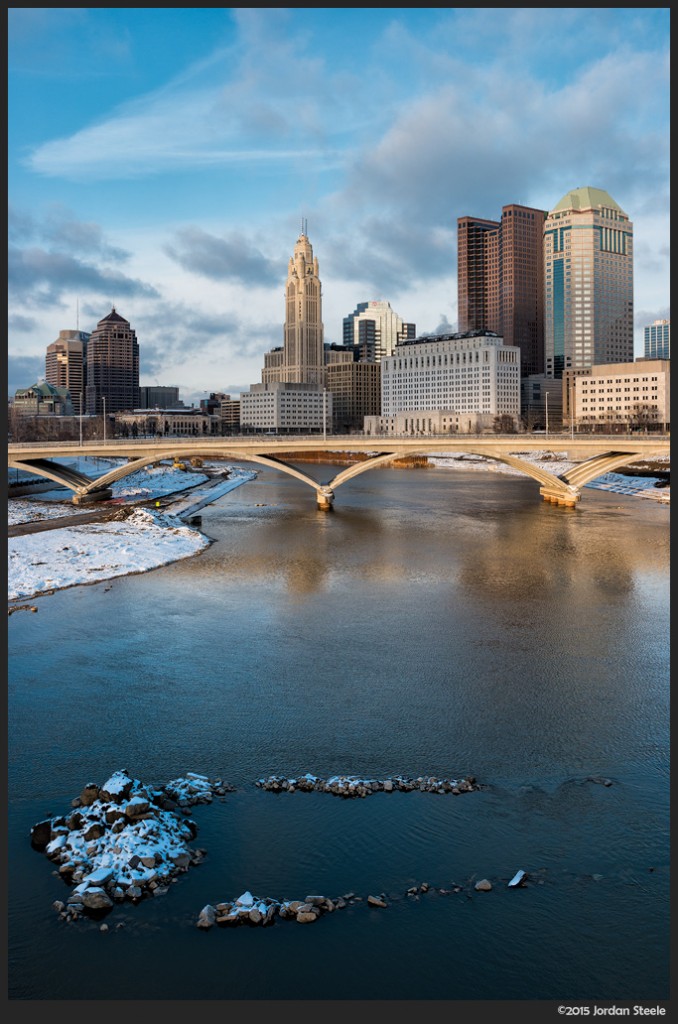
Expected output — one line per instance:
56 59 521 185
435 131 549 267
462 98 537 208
493 414 516 433
629 403 658 432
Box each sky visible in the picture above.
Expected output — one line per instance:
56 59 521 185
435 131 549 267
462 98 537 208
7 7 670 404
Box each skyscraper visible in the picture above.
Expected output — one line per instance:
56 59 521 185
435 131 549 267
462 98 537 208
644 319 670 360
342 300 415 362
457 204 547 377
543 187 633 378
276 227 325 386
45 329 90 413
85 308 140 415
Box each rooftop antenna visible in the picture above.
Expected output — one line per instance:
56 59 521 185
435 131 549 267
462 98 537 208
76 297 79 331
302 217 307 236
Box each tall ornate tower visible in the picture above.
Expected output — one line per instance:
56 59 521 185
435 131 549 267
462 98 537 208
282 225 324 385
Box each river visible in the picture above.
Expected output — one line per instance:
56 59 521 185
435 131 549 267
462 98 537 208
7 462 670 1005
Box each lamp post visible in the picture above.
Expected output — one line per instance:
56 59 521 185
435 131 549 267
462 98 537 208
79 393 83 447
569 381 574 440
103 395 107 443
545 389 549 438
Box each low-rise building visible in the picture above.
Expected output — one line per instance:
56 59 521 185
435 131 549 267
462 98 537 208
575 359 670 432
114 408 219 437
240 382 331 434
13 380 74 416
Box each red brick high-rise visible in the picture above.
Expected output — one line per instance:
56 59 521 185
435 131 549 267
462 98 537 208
457 204 547 377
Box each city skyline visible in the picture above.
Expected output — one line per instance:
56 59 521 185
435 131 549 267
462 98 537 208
8 8 670 404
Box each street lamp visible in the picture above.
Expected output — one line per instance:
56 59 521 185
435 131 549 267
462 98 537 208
545 389 549 438
79 393 83 447
569 381 574 440
103 395 107 443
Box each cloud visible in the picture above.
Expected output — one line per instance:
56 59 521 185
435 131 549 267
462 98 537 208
8 246 160 308
42 205 130 261
129 298 279 380
164 227 284 287
7 353 47 394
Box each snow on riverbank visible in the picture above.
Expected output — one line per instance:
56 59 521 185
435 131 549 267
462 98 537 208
7 462 255 603
8 462 210 524
429 451 670 503
8 508 212 602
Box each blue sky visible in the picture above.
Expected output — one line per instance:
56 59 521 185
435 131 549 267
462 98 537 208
8 7 670 403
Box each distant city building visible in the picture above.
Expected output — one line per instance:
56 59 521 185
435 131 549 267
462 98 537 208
199 392 229 415
114 408 218 437
139 385 183 409
86 308 139 415
325 361 380 432
240 381 331 434
575 359 670 432
45 330 90 410
324 342 355 366
520 375 565 430
342 300 416 363
543 186 634 378
219 395 241 433
262 227 324 386
457 204 547 377
13 380 74 416
371 329 521 433
643 319 670 360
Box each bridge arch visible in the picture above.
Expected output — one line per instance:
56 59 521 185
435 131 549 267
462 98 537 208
8 437 669 511
323 447 581 506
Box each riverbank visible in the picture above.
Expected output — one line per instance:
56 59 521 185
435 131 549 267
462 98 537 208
7 452 669 607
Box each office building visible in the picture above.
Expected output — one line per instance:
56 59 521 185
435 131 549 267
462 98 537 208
343 300 416 362
240 382 331 434
368 329 520 434
643 319 670 360
325 361 380 432
457 204 547 377
575 359 669 432
45 330 89 412
139 385 183 409
85 308 140 415
543 186 633 378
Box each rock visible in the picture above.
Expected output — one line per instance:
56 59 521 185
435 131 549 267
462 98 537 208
78 784 100 806
100 923 109 933
30 819 53 849
475 879 492 892
248 908 263 924
296 912 318 923
81 888 113 910
367 895 388 907
197 905 216 928
235 891 254 907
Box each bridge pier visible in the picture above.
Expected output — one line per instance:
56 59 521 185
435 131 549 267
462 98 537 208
72 488 113 505
316 486 335 511
539 486 580 508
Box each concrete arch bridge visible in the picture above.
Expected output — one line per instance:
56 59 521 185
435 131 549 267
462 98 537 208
7 435 670 511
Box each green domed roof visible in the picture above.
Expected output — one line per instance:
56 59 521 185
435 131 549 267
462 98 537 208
552 187 624 214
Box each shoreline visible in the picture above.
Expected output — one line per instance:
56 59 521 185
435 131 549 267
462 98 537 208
7 455 669 608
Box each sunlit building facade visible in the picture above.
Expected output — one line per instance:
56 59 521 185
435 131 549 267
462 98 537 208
543 187 633 379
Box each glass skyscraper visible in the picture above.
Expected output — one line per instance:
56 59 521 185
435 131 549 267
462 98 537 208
543 187 633 379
